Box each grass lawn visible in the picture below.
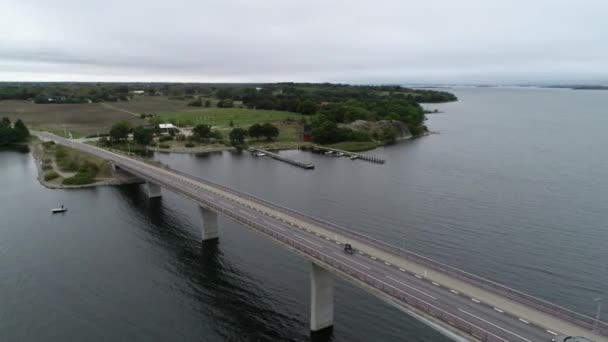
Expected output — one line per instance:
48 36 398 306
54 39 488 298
323 141 379 152
157 108 304 128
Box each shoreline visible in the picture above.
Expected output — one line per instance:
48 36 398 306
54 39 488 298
30 140 142 190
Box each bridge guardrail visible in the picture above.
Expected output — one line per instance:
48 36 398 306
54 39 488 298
156 164 608 336
83 142 608 336
187 191 509 342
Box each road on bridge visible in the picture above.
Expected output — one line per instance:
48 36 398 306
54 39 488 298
34 131 607 342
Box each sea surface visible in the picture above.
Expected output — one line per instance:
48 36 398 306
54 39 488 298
1 87 607 341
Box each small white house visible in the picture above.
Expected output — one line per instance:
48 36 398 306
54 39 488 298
159 123 177 130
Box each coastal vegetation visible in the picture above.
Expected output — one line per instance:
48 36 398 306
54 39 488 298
1 82 457 152
36 141 112 186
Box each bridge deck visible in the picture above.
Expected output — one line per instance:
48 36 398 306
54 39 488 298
34 132 608 342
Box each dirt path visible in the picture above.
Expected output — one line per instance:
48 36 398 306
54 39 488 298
100 102 141 117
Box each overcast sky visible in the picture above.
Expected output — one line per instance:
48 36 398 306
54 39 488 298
1 0 607 84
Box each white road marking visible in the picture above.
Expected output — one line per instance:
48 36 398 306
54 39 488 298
386 276 437 300
336 241 342 245
458 309 534 342
315 233 321 237
546 330 558 336
471 298 480 303
293 234 324 248
262 220 286 232
325 238 330 240
450 290 459 294
371 256 377 260
306 230 311 233
518 318 529 324
399 268 406 272
237 209 259 220
358 251 364 255
414 274 422 279
494 308 504 313
332 252 371 269
384 262 391 266
432 282 440 286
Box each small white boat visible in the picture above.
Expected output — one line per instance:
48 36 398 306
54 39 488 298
324 151 334 155
336 152 345 157
350 155 359 160
255 152 267 157
52 205 67 213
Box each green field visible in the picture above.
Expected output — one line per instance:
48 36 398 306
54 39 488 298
157 108 304 128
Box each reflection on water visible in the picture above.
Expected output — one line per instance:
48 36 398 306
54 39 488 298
114 185 314 342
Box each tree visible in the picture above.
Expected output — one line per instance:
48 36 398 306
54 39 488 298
298 100 317 115
229 120 234 128
311 116 342 144
133 126 154 145
0 117 11 128
192 124 211 141
204 100 211 107
109 121 130 142
229 128 247 146
0 126 18 145
260 123 279 141
13 119 29 141
216 88 233 100
248 123 263 140
217 99 234 108
188 98 202 107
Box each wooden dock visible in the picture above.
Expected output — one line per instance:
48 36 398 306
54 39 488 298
252 148 315 169
312 146 385 164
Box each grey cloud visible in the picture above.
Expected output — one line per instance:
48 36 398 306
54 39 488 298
1 0 607 83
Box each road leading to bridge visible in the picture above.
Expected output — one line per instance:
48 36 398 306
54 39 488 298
34 131 608 342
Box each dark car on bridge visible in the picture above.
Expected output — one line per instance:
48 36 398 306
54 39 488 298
551 336 595 342
344 243 353 254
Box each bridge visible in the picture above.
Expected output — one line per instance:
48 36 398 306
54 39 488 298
35 131 608 342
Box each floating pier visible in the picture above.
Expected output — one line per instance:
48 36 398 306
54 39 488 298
312 146 385 164
252 148 315 169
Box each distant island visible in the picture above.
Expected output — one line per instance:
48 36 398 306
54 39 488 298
0 82 457 153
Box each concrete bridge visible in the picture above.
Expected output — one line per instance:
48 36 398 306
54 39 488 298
35 131 608 342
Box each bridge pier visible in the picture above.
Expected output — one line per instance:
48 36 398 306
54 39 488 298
310 263 334 334
145 181 162 198
109 162 118 174
199 206 218 241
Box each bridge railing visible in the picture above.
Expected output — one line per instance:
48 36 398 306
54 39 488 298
193 194 508 342
164 167 608 335
100 146 608 336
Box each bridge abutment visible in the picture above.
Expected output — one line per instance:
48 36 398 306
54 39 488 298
310 263 334 333
146 181 162 198
199 206 219 241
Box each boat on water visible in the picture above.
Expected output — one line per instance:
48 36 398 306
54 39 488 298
51 205 67 213
254 152 267 157
336 152 345 157
349 155 359 160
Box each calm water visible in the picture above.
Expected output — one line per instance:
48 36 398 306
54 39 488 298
1 87 607 341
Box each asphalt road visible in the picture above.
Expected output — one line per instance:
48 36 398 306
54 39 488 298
34 132 572 342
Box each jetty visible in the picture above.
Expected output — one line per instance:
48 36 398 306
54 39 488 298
312 145 385 164
251 148 315 169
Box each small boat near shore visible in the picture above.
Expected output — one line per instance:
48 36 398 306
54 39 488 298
52 205 67 213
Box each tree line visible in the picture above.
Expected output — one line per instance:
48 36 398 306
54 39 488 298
104 121 279 149
0 117 30 146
